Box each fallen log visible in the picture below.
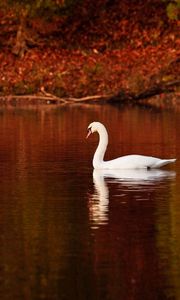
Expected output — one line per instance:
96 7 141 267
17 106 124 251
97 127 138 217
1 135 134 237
108 80 180 103
0 80 179 106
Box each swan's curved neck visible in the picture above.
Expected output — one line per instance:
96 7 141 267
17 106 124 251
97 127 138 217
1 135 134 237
93 126 108 168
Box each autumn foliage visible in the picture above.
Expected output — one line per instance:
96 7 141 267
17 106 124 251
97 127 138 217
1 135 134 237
0 0 179 103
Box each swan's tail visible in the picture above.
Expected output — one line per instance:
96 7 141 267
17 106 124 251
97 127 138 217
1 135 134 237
153 158 176 168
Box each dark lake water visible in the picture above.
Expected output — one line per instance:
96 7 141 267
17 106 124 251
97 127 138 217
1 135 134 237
0 104 179 300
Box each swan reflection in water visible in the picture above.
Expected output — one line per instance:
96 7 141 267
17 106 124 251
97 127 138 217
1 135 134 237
89 169 176 229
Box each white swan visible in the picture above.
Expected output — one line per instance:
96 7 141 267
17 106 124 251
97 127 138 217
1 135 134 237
86 122 176 170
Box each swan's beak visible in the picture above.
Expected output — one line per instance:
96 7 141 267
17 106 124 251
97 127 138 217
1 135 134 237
86 128 92 139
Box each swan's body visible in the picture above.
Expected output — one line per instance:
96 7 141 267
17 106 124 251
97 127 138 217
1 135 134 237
87 122 176 170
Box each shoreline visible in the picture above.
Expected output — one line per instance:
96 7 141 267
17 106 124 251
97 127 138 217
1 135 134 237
0 93 179 111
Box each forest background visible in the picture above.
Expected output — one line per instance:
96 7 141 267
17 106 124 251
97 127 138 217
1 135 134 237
0 0 179 106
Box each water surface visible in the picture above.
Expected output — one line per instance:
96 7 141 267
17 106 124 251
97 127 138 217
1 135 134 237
0 104 179 300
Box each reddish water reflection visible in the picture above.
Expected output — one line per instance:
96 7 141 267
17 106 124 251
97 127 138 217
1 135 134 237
0 105 179 300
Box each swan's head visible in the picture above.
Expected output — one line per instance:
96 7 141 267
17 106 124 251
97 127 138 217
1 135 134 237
86 122 105 138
